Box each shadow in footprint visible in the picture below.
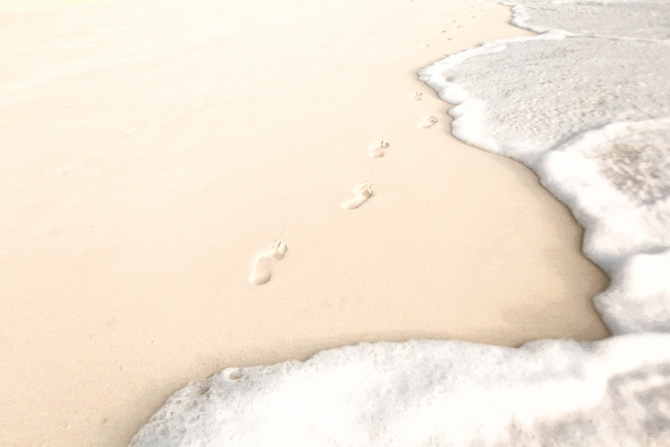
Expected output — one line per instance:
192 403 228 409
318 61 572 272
409 92 423 101
368 140 389 158
418 115 438 129
342 183 374 210
249 240 288 285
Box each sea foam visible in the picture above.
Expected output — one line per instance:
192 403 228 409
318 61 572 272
131 1 670 445
131 335 670 446
502 0 670 39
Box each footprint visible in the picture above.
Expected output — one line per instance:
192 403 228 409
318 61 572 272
409 92 423 101
368 140 389 158
417 115 438 129
342 183 373 210
248 240 288 285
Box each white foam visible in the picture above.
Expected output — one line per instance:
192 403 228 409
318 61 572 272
131 334 670 446
131 1 670 445
419 35 670 165
538 119 670 266
502 0 670 40
595 250 670 335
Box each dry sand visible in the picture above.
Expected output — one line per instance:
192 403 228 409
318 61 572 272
0 0 609 445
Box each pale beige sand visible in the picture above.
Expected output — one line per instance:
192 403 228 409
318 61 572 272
0 0 609 445
0 0 108 12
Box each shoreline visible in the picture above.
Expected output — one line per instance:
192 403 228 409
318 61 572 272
0 0 610 445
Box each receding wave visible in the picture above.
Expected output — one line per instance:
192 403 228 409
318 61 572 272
131 1 670 445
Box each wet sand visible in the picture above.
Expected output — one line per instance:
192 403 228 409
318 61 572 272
0 0 609 445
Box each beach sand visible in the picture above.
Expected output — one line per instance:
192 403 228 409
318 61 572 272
0 0 109 12
0 0 609 445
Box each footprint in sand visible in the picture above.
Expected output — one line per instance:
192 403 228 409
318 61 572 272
342 183 373 210
368 140 390 158
418 115 438 129
409 92 423 101
248 240 288 285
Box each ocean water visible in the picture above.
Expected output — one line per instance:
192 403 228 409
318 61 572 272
131 1 670 445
